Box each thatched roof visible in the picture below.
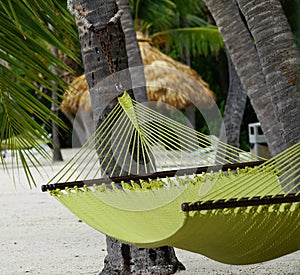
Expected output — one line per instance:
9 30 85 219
61 33 216 114
61 74 89 114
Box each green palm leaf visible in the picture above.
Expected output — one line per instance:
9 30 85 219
185 14 211 28
131 0 224 57
152 27 224 56
0 0 81 187
132 0 176 32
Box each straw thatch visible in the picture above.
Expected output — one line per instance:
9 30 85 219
61 33 216 114
61 74 89 114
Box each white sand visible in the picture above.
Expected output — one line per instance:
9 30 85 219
0 149 299 274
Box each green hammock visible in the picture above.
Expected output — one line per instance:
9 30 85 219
43 92 300 265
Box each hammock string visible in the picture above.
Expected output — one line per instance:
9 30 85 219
111 116 139 176
135 107 230 167
47 92 299 204
82 106 127 179
134 101 257 164
78 104 126 179
198 142 300 202
59 5 300 265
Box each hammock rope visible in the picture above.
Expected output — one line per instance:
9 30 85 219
197 142 300 203
42 91 300 265
47 92 265 186
58 5 300 265
44 91 299 200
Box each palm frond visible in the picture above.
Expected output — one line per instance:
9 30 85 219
186 14 211 28
171 0 203 16
132 0 176 32
0 64 62 187
0 0 81 187
152 27 224 56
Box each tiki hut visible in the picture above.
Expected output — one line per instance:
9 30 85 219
137 32 216 110
61 74 90 115
61 33 216 116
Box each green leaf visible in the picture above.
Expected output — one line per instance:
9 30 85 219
152 27 224 56
0 0 82 187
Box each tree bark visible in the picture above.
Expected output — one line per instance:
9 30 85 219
116 0 148 103
203 0 299 191
115 3 185 272
179 13 191 66
236 0 300 153
49 43 63 162
202 0 282 156
219 50 247 149
102 238 184 274
72 0 184 273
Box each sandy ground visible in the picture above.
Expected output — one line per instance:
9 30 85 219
0 149 299 275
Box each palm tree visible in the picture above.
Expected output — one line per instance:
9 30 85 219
237 0 300 152
130 0 220 130
202 0 300 156
0 0 80 186
0 1 217 273
116 0 147 103
3 0 298 273
69 0 185 273
131 0 249 147
131 0 224 60
219 51 247 148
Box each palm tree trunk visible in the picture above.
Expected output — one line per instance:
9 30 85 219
116 0 148 103
236 0 300 153
179 13 191 66
116 2 185 272
203 0 299 192
49 43 63 162
71 0 184 273
219 50 247 149
202 0 282 156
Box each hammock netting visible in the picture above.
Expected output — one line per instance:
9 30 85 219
44 92 300 265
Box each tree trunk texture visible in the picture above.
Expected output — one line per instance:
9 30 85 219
102 238 184 274
236 0 300 153
72 0 184 273
179 13 191 66
202 0 282 156
49 44 63 162
71 111 94 146
116 0 148 102
219 51 247 148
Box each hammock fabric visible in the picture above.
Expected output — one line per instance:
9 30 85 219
44 92 300 265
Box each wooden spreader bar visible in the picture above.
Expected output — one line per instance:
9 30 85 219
181 194 300 212
41 160 265 192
